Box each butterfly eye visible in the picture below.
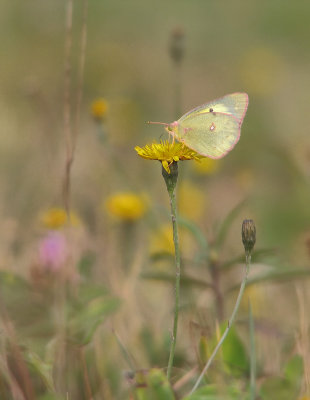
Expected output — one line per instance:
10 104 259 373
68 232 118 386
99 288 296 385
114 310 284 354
167 126 173 132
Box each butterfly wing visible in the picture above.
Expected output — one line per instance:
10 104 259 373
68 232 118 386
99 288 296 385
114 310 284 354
176 112 241 159
178 92 248 124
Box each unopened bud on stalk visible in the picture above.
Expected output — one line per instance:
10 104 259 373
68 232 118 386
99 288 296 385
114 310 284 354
242 219 256 255
169 26 185 64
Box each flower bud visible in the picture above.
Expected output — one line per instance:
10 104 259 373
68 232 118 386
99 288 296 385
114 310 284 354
169 26 185 64
162 161 178 195
242 219 256 255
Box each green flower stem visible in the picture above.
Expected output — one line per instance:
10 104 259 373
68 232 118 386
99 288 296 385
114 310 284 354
189 253 251 395
162 162 181 381
249 300 256 400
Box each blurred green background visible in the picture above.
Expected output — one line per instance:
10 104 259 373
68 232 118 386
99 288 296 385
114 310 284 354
1 1 310 399
1 0 310 250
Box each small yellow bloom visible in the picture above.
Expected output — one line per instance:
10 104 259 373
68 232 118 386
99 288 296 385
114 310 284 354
179 181 206 221
149 224 174 255
40 208 80 229
193 157 219 175
135 140 204 173
105 192 147 221
91 98 109 121
149 223 195 258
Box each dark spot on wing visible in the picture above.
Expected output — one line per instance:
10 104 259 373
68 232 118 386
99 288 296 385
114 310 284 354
210 123 216 132
209 108 213 112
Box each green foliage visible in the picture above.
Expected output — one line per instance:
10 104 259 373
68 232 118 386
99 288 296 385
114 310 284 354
67 284 120 345
77 251 96 278
25 350 55 393
2 1 310 398
184 384 243 400
132 369 175 400
228 267 310 292
0 271 54 344
178 215 209 261
260 355 303 400
220 325 249 376
38 395 66 400
141 270 212 289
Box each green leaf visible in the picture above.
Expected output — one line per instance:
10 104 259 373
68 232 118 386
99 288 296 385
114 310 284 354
147 369 175 399
221 248 276 270
220 325 249 376
227 268 310 292
68 286 120 345
38 395 66 400
260 355 303 400
260 377 292 400
25 350 55 393
183 385 220 400
178 216 209 259
77 251 96 278
133 369 175 400
284 354 303 389
184 384 243 400
140 271 213 289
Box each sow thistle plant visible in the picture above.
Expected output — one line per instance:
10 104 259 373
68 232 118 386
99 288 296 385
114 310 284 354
135 138 257 396
136 140 201 379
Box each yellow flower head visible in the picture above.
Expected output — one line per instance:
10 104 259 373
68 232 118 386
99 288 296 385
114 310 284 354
40 208 80 229
91 98 109 121
105 192 147 221
135 140 204 173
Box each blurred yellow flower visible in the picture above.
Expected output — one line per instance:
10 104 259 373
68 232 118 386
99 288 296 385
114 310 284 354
91 98 109 121
149 222 195 257
240 47 282 96
299 397 310 400
149 224 174 255
40 208 80 229
135 140 203 173
105 192 147 221
241 285 266 318
193 157 219 175
179 181 205 221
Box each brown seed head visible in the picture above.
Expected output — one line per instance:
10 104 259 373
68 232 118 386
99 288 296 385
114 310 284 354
242 219 256 255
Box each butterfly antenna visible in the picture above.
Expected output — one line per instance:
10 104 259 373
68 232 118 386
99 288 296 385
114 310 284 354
147 121 168 126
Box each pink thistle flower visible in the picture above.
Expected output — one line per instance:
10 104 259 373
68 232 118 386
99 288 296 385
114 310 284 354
38 232 67 271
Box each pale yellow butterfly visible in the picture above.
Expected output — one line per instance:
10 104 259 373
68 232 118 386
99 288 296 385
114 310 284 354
149 93 249 159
